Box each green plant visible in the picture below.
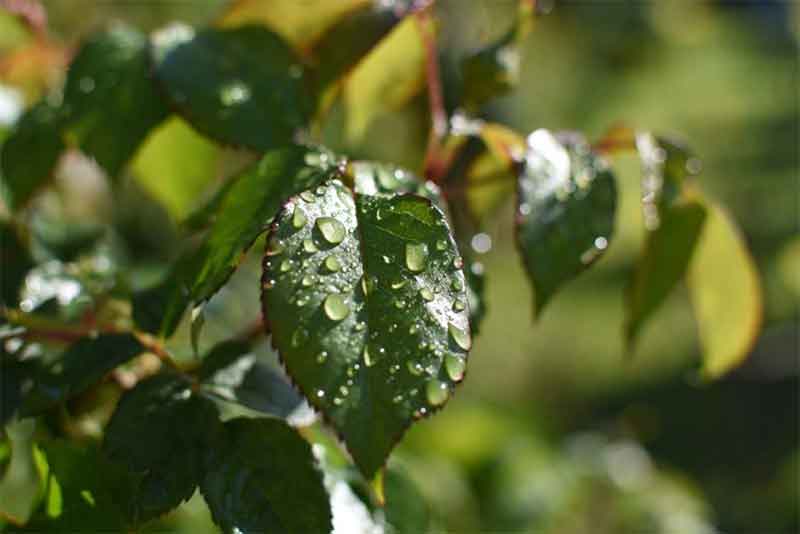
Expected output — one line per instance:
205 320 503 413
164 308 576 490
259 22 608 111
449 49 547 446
0 1 763 531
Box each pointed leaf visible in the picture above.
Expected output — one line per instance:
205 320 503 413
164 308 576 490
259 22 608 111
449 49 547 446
515 129 617 316
625 133 707 345
21 333 144 416
0 101 64 210
151 24 311 150
262 180 471 478
103 373 221 524
200 417 331 534
59 25 169 178
689 197 762 379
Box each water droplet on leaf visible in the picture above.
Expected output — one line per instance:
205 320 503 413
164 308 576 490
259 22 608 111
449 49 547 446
406 243 428 273
426 379 449 406
316 217 346 244
445 354 466 381
323 294 349 321
448 322 471 350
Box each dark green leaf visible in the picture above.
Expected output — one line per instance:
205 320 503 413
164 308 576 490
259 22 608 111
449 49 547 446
152 24 310 150
60 25 169 178
103 373 221 524
385 468 430 534
201 417 331 534
625 133 707 346
262 180 471 478
20 333 144 416
24 441 129 531
199 340 303 417
1 358 36 425
515 129 617 317
0 222 33 307
0 102 64 211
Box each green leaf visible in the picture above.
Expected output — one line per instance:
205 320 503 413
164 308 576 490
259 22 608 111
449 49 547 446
688 196 762 379
0 420 47 525
60 25 169 178
151 24 311 150
515 129 617 317
200 417 331 534
103 373 221 524
0 222 33 307
1 357 36 425
625 134 707 346
133 145 344 337
0 101 64 211
24 441 128 531
199 340 303 417
20 333 144 416
261 180 471 478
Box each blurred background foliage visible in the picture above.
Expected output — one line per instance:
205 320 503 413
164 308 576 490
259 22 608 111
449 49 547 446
0 0 797 532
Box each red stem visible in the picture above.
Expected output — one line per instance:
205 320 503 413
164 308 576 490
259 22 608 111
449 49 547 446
415 8 448 183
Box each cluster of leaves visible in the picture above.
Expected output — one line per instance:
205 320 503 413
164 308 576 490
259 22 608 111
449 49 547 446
1 0 762 531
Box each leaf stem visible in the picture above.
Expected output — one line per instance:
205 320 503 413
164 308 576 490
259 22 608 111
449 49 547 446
416 7 448 184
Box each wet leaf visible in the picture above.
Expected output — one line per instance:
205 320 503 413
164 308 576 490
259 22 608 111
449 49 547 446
151 24 310 150
60 25 169 178
103 373 221 524
200 417 331 534
262 180 471 478
689 197 762 379
21 333 144 416
0 102 64 211
515 129 617 317
199 340 303 417
625 134 707 346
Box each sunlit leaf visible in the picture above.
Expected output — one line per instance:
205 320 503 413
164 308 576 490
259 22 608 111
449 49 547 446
103 373 221 524
151 24 311 150
689 196 762 379
21 333 144 416
262 180 471 478
625 133 706 346
515 129 617 317
59 25 169 178
199 340 303 417
0 102 64 211
200 417 331 533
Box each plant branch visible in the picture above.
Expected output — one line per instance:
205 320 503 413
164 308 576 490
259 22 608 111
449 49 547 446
416 7 448 183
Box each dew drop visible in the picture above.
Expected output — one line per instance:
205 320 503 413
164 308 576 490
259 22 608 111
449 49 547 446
324 255 342 272
363 346 375 367
303 239 318 253
323 294 349 321
219 81 250 106
420 288 434 302
407 361 424 375
435 239 448 251
394 299 406 309
302 275 315 287
316 351 328 364
262 278 276 290
316 389 325 398
453 256 464 269
280 259 292 272
300 191 316 203
391 279 406 290
451 278 464 291
316 217 346 244
452 299 466 312
405 242 428 273
425 379 449 406
445 354 466 381
392 394 403 404
354 321 366 332
333 397 343 405
292 208 307 229
448 322 471 350
339 385 349 397
408 324 418 335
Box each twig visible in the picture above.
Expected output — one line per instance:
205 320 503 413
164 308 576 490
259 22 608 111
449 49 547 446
415 7 448 183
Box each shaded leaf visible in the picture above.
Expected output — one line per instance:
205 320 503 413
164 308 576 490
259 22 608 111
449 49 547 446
200 417 331 534
689 196 762 379
60 25 169 178
103 373 221 524
152 24 310 150
625 133 707 346
515 129 617 317
0 222 33 307
0 101 64 211
262 180 471 478
199 340 303 417
20 333 144 416
1 358 37 425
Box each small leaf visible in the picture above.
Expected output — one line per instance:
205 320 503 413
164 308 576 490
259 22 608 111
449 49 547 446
262 180 471 478
200 417 332 534
59 25 169 178
198 340 303 417
515 129 617 317
21 333 144 416
103 373 221 524
689 197 763 379
625 133 707 346
0 101 64 210
151 24 311 150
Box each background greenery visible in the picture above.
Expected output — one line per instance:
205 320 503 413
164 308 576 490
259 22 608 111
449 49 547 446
0 1 796 532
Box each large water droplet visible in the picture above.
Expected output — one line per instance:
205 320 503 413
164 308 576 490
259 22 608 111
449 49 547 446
452 299 466 312
445 354 466 381
323 294 349 321
302 239 318 253
280 259 292 272
363 346 375 367
316 217 346 244
451 278 464 291
300 191 316 203
292 208 307 229
405 242 428 273
426 379 449 406
420 288 434 302
324 255 342 272
302 275 315 287
448 322 471 350
407 361 423 375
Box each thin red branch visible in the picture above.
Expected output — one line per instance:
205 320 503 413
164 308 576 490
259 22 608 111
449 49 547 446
415 8 448 183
